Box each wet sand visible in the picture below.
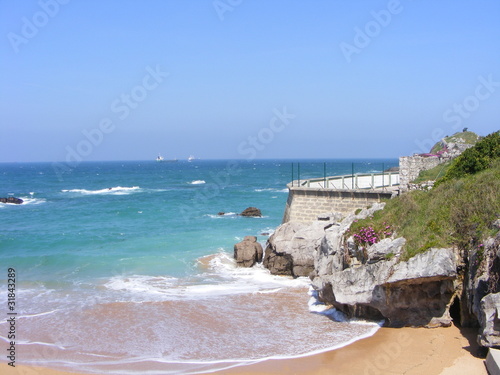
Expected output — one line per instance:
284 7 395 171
1 324 487 375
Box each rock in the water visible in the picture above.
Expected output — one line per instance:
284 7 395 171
240 207 262 217
478 292 500 347
0 197 23 204
217 212 225 216
234 236 263 267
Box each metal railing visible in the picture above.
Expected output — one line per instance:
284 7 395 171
290 162 399 190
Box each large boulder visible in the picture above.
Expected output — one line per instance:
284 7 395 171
240 207 262 217
313 243 457 327
0 197 23 204
234 236 263 267
478 292 500 347
263 220 328 277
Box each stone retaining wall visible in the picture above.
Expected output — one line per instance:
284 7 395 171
282 187 393 223
399 155 444 192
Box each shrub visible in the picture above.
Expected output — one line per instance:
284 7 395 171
437 131 500 185
348 158 500 260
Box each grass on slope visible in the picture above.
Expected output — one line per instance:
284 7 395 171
412 161 452 184
350 160 500 260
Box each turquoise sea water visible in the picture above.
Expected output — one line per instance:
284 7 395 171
0 159 396 374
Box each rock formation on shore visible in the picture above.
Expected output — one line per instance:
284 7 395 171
0 197 23 204
233 206 500 343
257 203 500 344
263 219 336 277
234 236 263 267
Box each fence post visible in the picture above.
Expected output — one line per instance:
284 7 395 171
298 163 301 186
351 163 354 189
291 163 294 187
382 163 385 189
323 162 326 188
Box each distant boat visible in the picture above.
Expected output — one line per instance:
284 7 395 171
188 155 195 162
156 154 178 163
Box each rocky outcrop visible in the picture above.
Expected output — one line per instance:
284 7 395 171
478 292 500 347
0 197 23 204
262 202 460 327
234 236 263 267
240 207 262 217
263 220 333 277
465 232 500 347
308 203 458 327
313 247 457 327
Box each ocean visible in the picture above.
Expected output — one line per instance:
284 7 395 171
0 159 397 374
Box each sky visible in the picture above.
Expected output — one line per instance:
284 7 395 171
1 0 499 162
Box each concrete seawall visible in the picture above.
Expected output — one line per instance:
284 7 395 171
282 187 394 223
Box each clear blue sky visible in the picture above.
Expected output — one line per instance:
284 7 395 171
1 0 499 162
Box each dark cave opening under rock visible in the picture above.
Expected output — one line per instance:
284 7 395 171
450 295 462 327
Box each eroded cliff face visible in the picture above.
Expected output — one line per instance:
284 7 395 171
466 232 500 346
307 204 458 328
263 204 500 343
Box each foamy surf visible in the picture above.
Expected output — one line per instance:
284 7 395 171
205 212 238 219
0 197 46 206
12 287 379 375
102 252 308 302
61 186 141 195
254 188 288 193
7 250 380 375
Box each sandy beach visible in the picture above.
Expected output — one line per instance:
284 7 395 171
1 325 487 375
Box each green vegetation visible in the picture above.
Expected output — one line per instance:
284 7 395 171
350 131 500 260
430 131 480 154
437 131 500 185
412 161 452 183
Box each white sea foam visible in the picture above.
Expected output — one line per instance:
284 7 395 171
61 186 141 195
102 252 308 302
206 212 238 219
20 197 47 205
207 251 309 289
254 188 288 193
104 275 179 296
0 197 46 206
308 292 348 322
189 180 206 185
16 310 60 320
